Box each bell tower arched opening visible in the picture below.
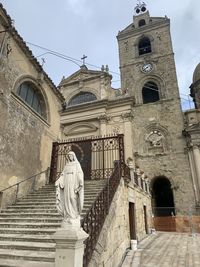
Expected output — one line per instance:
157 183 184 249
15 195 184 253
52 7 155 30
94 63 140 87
138 37 151 55
142 81 160 104
152 176 175 216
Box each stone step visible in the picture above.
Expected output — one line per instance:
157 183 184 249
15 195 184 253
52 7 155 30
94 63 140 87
0 240 55 251
8 202 93 210
24 194 56 198
18 199 55 203
16 199 56 204
0 258 54 267
26 191 55 194
0 209 58 213
30 189 103 195
1 205 92 214
0 249 55 262
0 222 60 229
16 198 95 204
15 201 56 205
0 179 107 266
0 217 62 223
7 205 57 209
0 212 59 218
0 228 57 235
0 234 54 243
27 190 101 197
27 193 56 197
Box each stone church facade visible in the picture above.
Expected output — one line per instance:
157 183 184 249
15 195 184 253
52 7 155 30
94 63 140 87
0 2 200 265
59 4 198 215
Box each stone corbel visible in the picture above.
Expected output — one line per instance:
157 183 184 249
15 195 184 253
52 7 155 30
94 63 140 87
121 111 134 122
98 113 111 123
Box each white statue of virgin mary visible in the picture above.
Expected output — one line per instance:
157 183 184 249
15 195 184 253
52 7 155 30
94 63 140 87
55 151 84 227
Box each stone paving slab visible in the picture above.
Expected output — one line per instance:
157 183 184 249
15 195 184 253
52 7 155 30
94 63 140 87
122 232 200 267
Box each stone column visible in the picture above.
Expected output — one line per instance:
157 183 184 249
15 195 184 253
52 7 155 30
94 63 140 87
188 148 200 204
193 145 200 203
52 225 88 267
121 111 134 160
98 113 110 136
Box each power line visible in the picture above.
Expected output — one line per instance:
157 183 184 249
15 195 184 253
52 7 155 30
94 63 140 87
26 41 121 76
10 42 197 107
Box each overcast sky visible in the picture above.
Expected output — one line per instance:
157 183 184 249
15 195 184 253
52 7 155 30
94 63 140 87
1 0 200 108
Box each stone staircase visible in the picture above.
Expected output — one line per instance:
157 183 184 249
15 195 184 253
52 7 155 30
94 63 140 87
0 179 107 267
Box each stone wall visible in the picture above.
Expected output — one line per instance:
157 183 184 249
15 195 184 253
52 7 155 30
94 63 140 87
132 100 195 211
0 11 62 204
88 178 152 267
128 182 152 241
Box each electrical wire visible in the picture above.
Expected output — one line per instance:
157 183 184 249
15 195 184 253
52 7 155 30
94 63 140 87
7 42 197 107
26 41 120 76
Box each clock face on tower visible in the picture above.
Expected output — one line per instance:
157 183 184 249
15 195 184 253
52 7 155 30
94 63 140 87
141 63 153 73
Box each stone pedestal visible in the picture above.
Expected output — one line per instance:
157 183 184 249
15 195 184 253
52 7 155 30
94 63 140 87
130 239 137 251
52 226 88 267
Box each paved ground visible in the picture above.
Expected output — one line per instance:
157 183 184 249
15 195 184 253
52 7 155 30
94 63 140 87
122 232 200 267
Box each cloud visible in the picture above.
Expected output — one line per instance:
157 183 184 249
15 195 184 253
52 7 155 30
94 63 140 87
0 0 199 96
65 0 92 18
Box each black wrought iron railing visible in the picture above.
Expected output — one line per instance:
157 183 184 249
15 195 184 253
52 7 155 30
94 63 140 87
81 163 122 267
0 168 50 209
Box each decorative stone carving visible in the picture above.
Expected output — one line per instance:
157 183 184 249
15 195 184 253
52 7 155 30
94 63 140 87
98 113 111 123
146 130 164 147
112 125 121 135
121 111 134 121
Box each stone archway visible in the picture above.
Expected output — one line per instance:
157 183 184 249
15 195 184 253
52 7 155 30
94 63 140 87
152 176 175 216
152 176 176 231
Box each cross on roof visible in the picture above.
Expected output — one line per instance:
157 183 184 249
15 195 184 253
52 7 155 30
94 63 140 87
81 54 87 65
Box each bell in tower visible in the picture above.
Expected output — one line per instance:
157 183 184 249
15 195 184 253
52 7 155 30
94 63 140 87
134 1 147 15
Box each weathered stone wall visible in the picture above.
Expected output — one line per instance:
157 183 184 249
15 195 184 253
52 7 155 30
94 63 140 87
117 12 196 212
0 16 61 202
128 181 152 241
88 179 129 267
88 178 152 267
132 100 195 211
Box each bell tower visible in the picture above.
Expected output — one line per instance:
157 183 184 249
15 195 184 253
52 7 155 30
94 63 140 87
117 2 196 212
117 1 180 104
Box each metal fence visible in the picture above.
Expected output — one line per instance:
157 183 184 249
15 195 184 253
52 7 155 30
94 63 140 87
82 162 122 266
49 135 125 182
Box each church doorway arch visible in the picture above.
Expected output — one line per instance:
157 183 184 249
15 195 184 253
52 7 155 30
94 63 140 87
152 176 175 216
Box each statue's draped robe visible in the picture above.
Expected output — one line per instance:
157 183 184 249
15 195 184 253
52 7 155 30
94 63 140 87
55 157 84 220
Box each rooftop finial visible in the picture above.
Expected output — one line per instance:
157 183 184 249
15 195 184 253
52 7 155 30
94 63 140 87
134 1 147 16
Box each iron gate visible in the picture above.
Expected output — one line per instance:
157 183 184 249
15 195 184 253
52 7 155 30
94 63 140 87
49 135 124 183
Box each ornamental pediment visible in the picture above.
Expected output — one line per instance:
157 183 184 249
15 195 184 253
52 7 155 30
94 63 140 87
59 69 107 86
